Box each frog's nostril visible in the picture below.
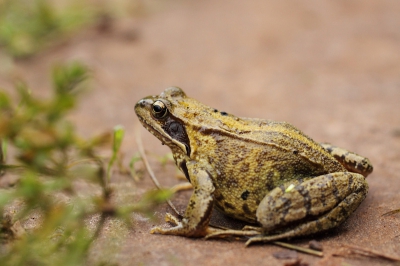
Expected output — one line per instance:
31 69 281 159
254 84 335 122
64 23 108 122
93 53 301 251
136 99 145 108
136 98 156 109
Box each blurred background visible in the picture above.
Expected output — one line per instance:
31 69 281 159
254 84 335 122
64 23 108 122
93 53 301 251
0 0 399 265
1 0 399 146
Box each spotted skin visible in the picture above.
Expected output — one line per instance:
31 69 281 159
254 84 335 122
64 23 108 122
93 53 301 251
135 87 373 245
256 172 367 232
321 143 373 177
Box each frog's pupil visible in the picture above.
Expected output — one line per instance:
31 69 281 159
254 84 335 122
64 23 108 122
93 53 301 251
153 104 162 113
152 101 167 118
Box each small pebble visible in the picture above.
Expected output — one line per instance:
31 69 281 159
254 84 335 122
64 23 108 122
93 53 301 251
273 250 298 260
309 240 323 251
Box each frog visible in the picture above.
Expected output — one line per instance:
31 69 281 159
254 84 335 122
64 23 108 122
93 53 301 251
134 87 373 246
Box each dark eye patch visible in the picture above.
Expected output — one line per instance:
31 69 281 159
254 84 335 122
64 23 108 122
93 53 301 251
162 118 191 156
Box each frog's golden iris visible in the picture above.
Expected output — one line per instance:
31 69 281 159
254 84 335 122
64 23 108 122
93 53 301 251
151 100 168 119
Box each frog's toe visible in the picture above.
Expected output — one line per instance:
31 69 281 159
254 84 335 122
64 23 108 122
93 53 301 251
164 212 180 225
242 225 263 232
150 226 165 234
150 223 184 235
150 213 183 234
205 229 259 240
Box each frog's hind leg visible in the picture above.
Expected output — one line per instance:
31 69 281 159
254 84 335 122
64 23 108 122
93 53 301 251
246 189 364 246
248 172 368 246
320 143 373 177
207 180 366 245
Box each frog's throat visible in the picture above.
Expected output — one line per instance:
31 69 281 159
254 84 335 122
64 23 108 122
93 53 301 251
137 115 188 157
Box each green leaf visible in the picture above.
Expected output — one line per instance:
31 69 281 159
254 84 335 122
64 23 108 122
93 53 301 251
112 125 124 153
0 92 10 108
107 125 125 181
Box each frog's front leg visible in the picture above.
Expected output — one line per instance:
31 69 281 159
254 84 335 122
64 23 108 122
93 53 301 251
151 162 215 237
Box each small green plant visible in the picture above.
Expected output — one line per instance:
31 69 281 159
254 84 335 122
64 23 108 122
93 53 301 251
107 125 125 182
128 152 143 181
0 0 95 58
0 62 171 265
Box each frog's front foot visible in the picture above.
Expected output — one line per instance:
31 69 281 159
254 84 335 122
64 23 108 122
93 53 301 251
150 212 187 236
150 224 184 235
150 213 213 237
151 223 217 237
151 166 215 238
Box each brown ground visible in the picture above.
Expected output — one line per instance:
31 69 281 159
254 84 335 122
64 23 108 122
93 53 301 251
1 0 400 265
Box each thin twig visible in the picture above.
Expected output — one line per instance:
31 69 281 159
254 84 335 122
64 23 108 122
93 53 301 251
135 128 182 218
273 241 323 257
342 244 400 262
0 140 4 177
171 182 193 193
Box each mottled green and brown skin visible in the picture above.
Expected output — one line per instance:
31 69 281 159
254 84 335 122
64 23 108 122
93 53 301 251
134 87 373 245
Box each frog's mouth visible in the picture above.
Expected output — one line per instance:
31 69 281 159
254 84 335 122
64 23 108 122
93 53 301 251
136 109 190 157
136 114 173 144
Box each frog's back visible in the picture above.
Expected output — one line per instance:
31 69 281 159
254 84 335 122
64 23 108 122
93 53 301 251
211 117 345 175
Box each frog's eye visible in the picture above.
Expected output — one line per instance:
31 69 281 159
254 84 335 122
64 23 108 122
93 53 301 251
152 100 168 119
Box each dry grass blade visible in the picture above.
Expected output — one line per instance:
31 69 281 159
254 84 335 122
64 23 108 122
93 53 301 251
171 182 193 193
342 244 400 262
382 209 400 216
273 241 323 257
135 128 182 218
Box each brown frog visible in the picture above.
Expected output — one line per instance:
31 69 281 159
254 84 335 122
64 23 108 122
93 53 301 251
134 87 373 246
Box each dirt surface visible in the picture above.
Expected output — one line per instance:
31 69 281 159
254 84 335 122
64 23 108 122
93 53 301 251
1 0 400 265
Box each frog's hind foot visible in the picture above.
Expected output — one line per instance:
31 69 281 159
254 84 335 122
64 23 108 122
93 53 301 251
205 229 260 240
242 225 263 232
205 228 289 246
244 230 306 246
245 234 285 246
